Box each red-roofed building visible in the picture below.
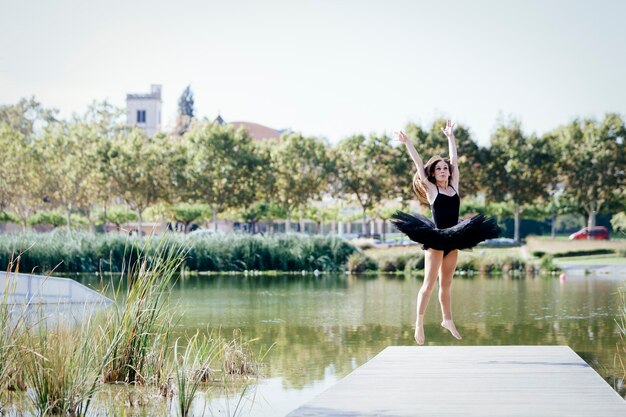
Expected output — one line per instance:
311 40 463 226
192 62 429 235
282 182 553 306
216 116 287 142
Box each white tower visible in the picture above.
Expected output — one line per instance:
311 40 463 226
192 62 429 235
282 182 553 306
126 84 162 136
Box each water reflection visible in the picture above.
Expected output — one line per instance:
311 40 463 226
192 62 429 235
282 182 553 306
70 271 626 415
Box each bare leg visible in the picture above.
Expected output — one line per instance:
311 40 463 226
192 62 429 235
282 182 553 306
438 250 461 340
415 249 443 345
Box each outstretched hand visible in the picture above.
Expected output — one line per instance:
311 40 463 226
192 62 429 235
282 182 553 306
441 120 455 139
394 131 410 144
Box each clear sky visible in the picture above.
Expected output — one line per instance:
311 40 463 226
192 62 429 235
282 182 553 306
1 0 625 146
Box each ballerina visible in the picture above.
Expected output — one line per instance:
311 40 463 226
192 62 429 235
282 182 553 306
392 120 499 345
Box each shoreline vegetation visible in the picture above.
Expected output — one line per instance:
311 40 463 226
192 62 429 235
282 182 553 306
1 238 266 416
0 231 623 278
0 231 357 274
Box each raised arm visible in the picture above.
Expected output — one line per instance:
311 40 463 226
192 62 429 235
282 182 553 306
440 120 459 189
394 131 428 182
441 120 457 166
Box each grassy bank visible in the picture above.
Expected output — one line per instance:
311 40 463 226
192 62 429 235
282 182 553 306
525 236 626 257
526 236 626 267
359 245 531 275
354 236 626 275
0 230 356 274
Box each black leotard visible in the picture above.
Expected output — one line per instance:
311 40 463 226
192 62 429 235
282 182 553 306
432 185 459 229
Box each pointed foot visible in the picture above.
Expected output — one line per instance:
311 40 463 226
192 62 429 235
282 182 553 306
441 320 462 340
415 323 425 345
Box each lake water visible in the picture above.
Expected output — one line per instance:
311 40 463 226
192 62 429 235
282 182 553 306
77 270 623 416
14 269 613 416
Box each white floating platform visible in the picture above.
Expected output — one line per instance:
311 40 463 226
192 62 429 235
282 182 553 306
287 346 626 417
1 271 111 305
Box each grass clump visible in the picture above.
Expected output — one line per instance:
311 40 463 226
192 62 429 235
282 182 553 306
174 331 222 417
173 329 268 417
456 257 479 274
103 237 187 385
21 311 109 417
346 252 378 273
539 254 561 273
404 254 425 272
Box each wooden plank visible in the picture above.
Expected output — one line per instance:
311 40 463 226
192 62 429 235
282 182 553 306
287 346 626 417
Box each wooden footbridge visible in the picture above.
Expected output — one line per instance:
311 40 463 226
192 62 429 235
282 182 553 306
287 346 626 416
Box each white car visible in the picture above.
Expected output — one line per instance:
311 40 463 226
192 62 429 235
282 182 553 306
478 238 520 247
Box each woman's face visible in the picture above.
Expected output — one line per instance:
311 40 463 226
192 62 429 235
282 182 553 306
433 160 450 182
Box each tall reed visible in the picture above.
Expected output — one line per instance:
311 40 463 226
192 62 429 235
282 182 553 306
21 306 108 416
103 236 187 384
174 331 223 417
173 328 268 417
616 285 626 379
1 254 32 405
0 230 356 273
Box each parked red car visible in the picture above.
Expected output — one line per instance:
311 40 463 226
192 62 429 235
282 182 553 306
568 226 609 240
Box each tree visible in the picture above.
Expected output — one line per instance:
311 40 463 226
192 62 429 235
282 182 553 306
484 118 556 242
555 114 626 230
332 134 397 236
99 129 172 234
0 97 58 137
185 122 262 231
270 133 332 232
0 123 44 231
251 141 279 234
304 205 340 234
37 121 100 231
370 202 406 242
238 202 270 234
102 207 138 232
27 210 66 228
83 100 126 139
83 102 130 231
611 212 626 234
176 85 195 135
178 85 195 118
168 203 211 233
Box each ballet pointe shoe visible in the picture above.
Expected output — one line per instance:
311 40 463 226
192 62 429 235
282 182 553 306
415 315 425 345
441 319 462 340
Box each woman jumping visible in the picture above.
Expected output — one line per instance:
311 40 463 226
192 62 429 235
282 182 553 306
392 120 499 345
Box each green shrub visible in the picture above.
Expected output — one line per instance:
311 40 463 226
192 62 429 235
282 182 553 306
611 212 626 233
0 211 18 224
28 211 66 227
347 252 378 273
457 257 478 273
540 254 558 272
404 253 425 272
379 255 411 272
502 256 526 272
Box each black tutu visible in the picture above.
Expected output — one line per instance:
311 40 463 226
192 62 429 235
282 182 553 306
390 211 501 252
